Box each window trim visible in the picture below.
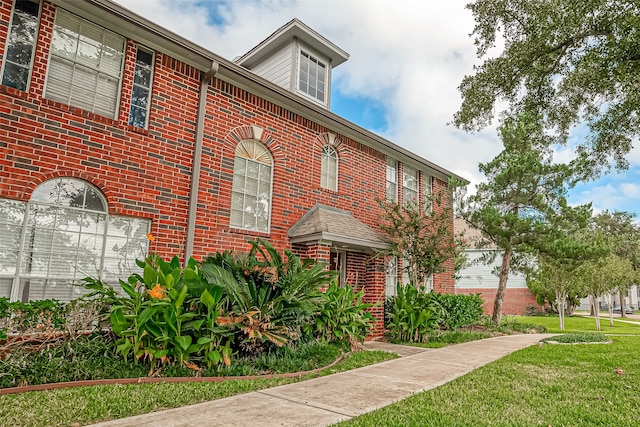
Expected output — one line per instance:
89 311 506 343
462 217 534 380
128 45 155 128
386 157 398 202
320 144 338 191
2 178 150 302
385 256 398 297
402 165 418 206
296 47 328 105
229 139 274 234
423 172 432 213
43 8 126 119
0 0 42 92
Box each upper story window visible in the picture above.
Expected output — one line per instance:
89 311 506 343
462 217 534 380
0 178 150 302
1 0 41 91
321 145 338 191
423 173 432 213
298 50 326 103
45 9 125 119
386 157 398 202
128 46 154 128
402 165 418 205
230 140 273 233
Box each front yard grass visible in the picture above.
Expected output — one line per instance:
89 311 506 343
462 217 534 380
515 314 640 334
0 350 396 427
339 335 640 426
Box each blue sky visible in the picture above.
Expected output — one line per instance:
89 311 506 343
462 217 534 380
114 0 640 218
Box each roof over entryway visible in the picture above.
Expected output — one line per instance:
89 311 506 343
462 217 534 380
288 204 388 253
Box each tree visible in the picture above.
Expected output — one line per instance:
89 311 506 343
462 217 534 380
454 0 640 178
460 113 579 324
530 231 604 330
579 254 635 330
590 211 640 318
377 183 458 287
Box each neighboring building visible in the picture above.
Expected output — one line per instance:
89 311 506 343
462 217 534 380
454 219 538 315
578 287 640 312
0 0 462 336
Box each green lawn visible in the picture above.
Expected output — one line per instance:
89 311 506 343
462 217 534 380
338 317 640 427
515 314 640 334
0 350 395 427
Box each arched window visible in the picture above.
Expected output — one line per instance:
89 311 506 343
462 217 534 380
321 145 338 191
230 140 273 232
0 178 150 302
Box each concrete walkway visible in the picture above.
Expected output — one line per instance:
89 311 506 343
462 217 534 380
90 334 551 427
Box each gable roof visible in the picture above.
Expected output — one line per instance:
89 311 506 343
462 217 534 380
234 18 349 68
289 204 387 252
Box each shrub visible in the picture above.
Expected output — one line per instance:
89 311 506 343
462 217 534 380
202 239 334 355
308 283 373 348
0 332 149 388
0 298 67 335
387 283 443 342
541 332 608 344
429 292 484 329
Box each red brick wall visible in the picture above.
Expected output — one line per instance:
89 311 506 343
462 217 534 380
1 1 199 259
456 288 539 316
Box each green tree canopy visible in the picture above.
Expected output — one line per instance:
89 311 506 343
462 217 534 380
454 0 640 178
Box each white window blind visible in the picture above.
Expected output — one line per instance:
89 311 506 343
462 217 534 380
45 9 124 118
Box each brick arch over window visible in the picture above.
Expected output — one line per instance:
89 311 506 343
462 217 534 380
313 132 343 152
225 125 281 158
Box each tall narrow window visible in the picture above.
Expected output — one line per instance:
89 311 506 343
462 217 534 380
230 140 273 233
386 158 398 202
402 166 418 205
0 178 150 302
128 46 154 128
385 257 398 297
1 0 41 91
321 145 338 191
423 173 432 213
298 50 326 103
45 9 125 118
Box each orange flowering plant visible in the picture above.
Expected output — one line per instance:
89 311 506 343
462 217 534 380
82 252 232 371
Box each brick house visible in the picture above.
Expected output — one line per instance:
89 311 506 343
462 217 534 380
454 218 538 315
0 0 463 334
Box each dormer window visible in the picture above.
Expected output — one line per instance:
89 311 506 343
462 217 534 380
298 50 326 103
234 19 348 111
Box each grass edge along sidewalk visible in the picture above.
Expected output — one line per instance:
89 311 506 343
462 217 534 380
339 316 640 427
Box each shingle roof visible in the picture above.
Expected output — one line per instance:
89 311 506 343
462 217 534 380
288 204 387 252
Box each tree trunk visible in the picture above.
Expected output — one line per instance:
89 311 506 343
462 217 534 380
557 290 565 330
619 291 627 318
492 246 513 324
608 294 614 327
591 295 600 331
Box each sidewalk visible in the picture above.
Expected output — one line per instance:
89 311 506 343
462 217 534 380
90 334 551 427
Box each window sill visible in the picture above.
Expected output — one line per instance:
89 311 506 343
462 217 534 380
42 99 119 126
125 124 150 136
319 187 339 195
229 227 271 239
0 85 30 100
